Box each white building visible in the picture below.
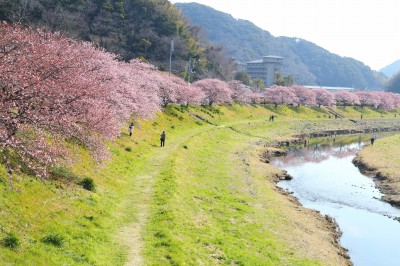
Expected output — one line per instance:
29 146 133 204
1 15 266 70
246 56 283 87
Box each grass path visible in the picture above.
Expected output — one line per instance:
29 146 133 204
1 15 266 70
121 123 217 265
121 120 264 264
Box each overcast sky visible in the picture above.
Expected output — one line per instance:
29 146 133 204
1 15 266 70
170 0 400 71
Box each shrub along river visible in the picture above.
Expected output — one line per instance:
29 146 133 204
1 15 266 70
271 136 400 266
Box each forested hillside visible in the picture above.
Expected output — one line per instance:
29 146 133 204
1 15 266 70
175 2 387 89
0 0 233 80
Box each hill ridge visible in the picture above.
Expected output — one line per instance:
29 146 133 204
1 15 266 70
175 2 386 89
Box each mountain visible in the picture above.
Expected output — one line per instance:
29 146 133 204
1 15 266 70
380 60 400 78
175 3 387 89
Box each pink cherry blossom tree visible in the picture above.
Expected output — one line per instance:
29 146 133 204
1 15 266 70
313 88 336 107
228 80 254 104
152 72 181 108
290 85 316 106
392 93 400 109
375 91 396 110
250 91 265 104
264 86 297 107
1 23 212 177
0 23 126 176
334 90 360 106
355 91 380 108
108 59 162 120
193 79 232 106
170 76 205 105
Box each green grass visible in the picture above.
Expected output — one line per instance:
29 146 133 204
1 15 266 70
1 104 397 265
355 134 400 204
335 105 397 119
143 127 317 265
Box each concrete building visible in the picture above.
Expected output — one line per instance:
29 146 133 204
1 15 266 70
246 56 283 87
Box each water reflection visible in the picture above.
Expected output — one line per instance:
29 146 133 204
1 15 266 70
274 141 363 167
271 138 400 266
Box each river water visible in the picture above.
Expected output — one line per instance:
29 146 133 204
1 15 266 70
271 137 400 266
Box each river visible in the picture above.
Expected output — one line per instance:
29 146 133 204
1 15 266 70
271 136 400 266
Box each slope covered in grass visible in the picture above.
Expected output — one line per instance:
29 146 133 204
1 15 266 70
1 105 398 265
354 135 400 207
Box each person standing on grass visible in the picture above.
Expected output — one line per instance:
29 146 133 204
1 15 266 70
160 131 166 147
128 123 134 137
370 137 375 145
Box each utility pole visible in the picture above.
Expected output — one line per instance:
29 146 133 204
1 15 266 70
169 39 174 76
187 57 196 85
187 57 192 84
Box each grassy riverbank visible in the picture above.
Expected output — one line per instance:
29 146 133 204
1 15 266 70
1 105 399 265
354 134 400 207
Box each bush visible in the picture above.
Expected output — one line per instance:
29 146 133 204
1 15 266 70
80 177 96 191
42 233 64 247
3 233 20 249
125 147 132 152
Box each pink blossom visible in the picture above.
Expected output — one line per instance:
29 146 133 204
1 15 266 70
228 80 254 104
375 91 395 110
355 91 380 108
334 90 360 106
313 88 336 107
290 85 316 106
265 86 297 107
193 79 232 106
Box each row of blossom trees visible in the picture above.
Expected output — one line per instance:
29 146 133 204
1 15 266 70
0 23 203 176
191 80 400 111
263 85 400 110
1 23 399 177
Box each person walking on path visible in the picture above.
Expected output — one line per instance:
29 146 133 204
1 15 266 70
160 131 166 147
270 115 275 121
370 137 375 145
128 123 134 137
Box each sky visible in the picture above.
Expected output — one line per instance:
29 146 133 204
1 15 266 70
170 0 400 71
